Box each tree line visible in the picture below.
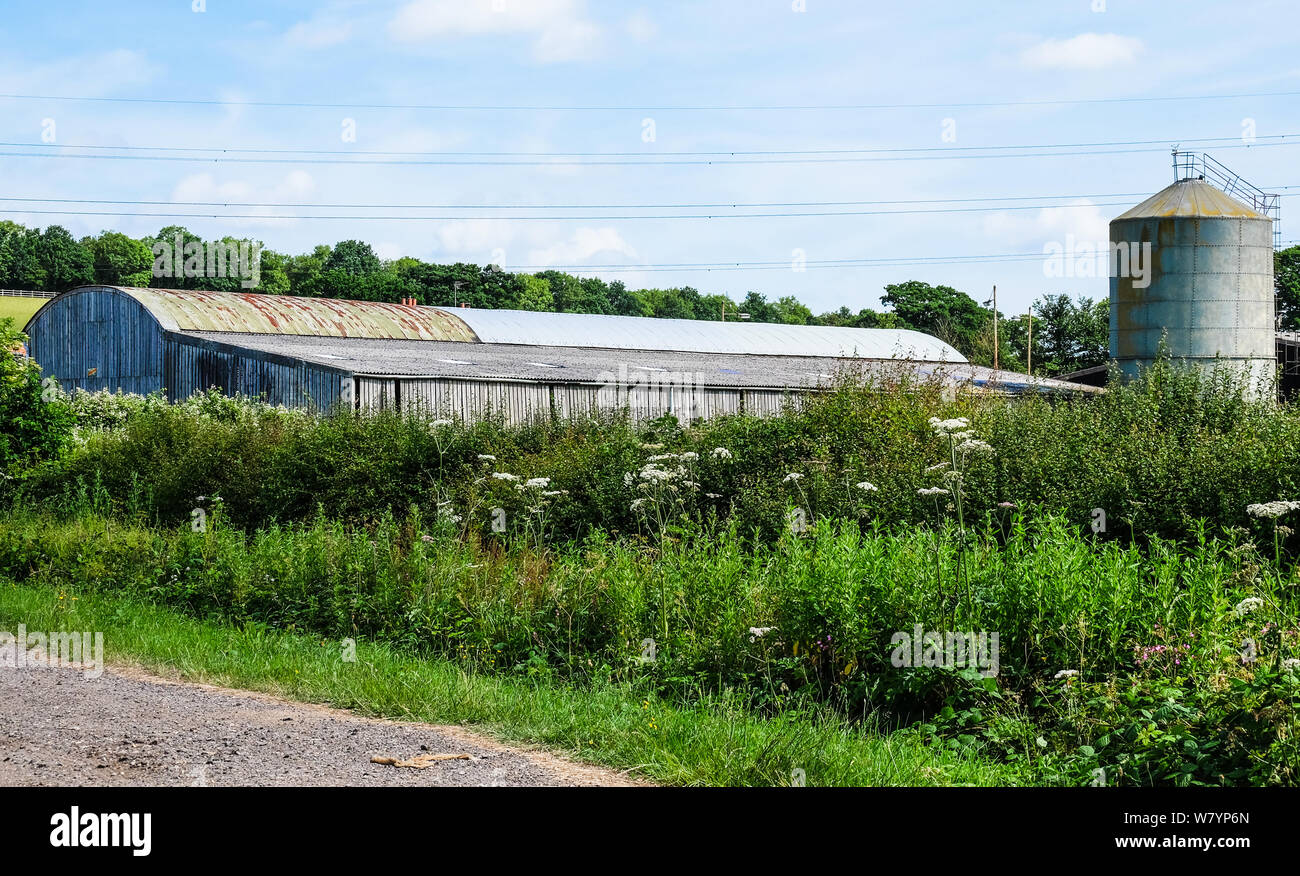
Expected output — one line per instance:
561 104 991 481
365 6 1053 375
0 219 1154 376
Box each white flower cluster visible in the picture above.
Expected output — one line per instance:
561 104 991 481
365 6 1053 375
1233 596 1265 618
710 447 733 460
855 482 878 492
1053 669 1079 680
748 626 776 642
491 472 520 482
928 416 970 437
917 487 949 497
1246 500 1300 519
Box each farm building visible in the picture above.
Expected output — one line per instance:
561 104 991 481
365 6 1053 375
24 285 1095 422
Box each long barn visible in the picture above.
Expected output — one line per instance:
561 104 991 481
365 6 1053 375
24 285 1095 422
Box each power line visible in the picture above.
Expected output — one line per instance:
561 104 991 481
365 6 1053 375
1 89 1297 111
2 140 1296 167
1 187 1293 212
0 191 1166 210
0 133 1290 158
0 200 1144 221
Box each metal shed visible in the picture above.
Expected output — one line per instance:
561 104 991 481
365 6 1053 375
24 286 1095 419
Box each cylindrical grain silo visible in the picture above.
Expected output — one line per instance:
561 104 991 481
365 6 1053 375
1109 178 1275 396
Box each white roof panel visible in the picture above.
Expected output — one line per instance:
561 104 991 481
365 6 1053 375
431 307 965 362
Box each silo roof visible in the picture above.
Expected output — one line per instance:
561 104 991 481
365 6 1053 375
116 287 480 341
1112 179 1270 221
430 306 966 362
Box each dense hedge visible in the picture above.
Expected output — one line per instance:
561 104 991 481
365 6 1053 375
16 362 1300 547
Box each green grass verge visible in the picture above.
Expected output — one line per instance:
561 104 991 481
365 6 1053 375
0 578 1021 787
0 296 44 325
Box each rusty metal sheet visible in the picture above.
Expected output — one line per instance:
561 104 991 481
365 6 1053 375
121 287 479 342
1113 179 1270 221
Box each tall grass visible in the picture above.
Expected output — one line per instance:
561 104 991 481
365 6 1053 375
1 505 1295 784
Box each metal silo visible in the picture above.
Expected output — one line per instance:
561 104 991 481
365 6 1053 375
1109 177 1275 396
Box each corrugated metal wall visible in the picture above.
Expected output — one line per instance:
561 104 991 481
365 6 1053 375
742 389 792 417
359 377 552 425
24 287 165 395
356 377 793 423
165 334 346 410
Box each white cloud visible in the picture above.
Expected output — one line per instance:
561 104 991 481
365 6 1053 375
624 11 657 43
526 227 638 267
170 171 317 228
0 49 159 98
285 16 353 49
983 199 1111 248
430 221 637 272
388 0 602 62
1019 33 1143 70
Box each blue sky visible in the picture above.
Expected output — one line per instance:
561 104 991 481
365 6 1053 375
0 0 1296 315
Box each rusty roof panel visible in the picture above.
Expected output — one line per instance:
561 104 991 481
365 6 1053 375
119 287 479 341
1112 179 1270 221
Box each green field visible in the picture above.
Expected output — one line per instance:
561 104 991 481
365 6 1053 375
0 295 45 326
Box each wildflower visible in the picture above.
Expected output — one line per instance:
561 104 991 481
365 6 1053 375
1282 658 1300 672
541 490 568 497
647 453 678 462
917 487 949 497
1233 597 1265 617
476 454 496 462
705 492 721 499
523 477 551 489
491 472 520 482
748 627 776 642
1246 500 1300 519
630 498 648 511
924 462 949 473
855 482 878 492
710 447 733 460
956 439 993 455
640 442 664 450
1053 669 1079 680
928 416 969 436
429 418 452 429
680 451 698 461
783 473 803 483
997 501 1016 508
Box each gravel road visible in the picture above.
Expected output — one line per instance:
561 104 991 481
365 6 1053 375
0 660 643 787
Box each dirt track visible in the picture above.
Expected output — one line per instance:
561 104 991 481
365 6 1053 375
0 661 643 787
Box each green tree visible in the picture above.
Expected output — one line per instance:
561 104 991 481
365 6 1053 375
1276 246 1300 330
880 280 987 356
89 231 153 287
324 240 380 276
0 319 73 476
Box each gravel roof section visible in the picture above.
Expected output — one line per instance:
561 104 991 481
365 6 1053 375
180 331 1098 394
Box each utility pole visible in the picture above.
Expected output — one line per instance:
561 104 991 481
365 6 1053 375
1027 305 1033 374
991 285 999 371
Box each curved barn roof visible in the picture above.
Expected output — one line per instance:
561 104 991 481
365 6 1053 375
116 287 479 341
431 306 966 362
1113 179 1270 221
42 287 964 363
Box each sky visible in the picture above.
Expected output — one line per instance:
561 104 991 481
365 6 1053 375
0 0 1297 316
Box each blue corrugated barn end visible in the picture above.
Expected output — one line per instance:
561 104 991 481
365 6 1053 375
24 286 165 396
23 286 350 410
